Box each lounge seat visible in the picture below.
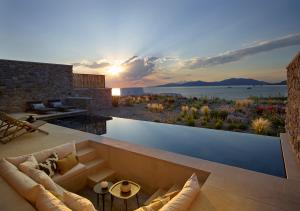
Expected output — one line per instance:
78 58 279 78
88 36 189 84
27 101 56 114
0 111 48 144
48 99 76 112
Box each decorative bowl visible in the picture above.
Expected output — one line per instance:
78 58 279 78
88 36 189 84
120 180 131 193
100 181 108 190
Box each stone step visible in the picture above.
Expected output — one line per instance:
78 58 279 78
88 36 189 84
76 147 97 163
144 188 166 206
84 158 106 174
87 168 115 187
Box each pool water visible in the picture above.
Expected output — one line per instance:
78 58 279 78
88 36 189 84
48 115 286 177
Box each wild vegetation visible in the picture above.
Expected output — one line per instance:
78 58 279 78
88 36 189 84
105 95 286 137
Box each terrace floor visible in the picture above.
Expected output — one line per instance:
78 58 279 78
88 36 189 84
1 113 300 210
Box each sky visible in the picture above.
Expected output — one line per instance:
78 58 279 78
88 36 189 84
0 0 300 88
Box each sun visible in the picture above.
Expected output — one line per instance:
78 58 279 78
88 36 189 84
108 65 122 75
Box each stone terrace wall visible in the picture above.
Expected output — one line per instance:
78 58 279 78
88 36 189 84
0 59 73 112
286 52 300 160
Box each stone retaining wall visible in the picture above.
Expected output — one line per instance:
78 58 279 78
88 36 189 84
72 88 112 111
0 59 112 112
286 52 300 160
0 59 73 112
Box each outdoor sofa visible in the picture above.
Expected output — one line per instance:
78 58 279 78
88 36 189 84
0 142 95 211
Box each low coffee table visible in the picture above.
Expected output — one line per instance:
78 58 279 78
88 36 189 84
93 181 113 211
109 180 140 211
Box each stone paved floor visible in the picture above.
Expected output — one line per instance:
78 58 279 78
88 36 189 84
78 187 150 211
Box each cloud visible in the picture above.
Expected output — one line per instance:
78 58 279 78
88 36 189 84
122 56 160 81
72 61 110 69
186 33 300 68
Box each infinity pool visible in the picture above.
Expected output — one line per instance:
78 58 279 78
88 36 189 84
48 115 286 177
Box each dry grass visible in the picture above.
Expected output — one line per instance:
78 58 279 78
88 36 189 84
147 103 164 112
251 118 271 134
235 99 253 108
200 105 210 115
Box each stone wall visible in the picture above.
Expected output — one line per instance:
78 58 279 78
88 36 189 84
72 88 112 111
286 52 300 160
0 59 73 112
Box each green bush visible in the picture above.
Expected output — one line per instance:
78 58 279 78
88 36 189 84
186 115 195 126
214 119 223 129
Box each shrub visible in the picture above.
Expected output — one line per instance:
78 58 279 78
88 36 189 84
147 103 164 112
251 118 271 134
200 105 210 116
186 115 195 126
214 119 223 129
181 105 189 116
190 107 198 119
235 99 253 108
219 110 228 120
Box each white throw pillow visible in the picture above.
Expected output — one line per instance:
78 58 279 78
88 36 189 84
6 154 31 167
35 184 71 211
18 155 38 171
160 173 200 211
63 190 96 211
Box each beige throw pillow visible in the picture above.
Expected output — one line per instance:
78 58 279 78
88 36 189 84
160 173 200 211
63 190 96 211
57 153 78 175
35 185 71 211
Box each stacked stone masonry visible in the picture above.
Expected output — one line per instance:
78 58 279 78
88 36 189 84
0 59 112 112
286 52 300 160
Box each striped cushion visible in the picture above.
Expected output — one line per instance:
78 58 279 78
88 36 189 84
38 153 59 177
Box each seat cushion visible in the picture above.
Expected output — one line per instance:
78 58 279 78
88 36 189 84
0 175 36 211
35 184 71 211
57 153 78 175
52 163 86 184
63 190 96 211
160 173 200 211
0 159 39 204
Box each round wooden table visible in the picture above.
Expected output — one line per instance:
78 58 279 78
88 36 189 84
93 182 113 211
109 180 140 211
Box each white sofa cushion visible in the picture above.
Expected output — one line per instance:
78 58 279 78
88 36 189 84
160 173 200 211
0 159 39 204
63 190 96 211
52 163 86 184
35 184 71 211
6 154 31 167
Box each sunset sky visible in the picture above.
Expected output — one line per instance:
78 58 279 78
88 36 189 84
1 0 300 87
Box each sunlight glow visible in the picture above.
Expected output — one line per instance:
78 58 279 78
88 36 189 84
112 88 121 96
108 65 123 75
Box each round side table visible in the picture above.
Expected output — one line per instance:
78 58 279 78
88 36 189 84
93 182 113 211
109 180 141 211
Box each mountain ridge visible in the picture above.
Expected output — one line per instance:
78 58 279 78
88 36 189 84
156 78 287 87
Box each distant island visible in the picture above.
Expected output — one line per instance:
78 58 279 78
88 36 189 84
156 78 287 87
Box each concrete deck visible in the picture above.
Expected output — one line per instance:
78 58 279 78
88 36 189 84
1 121 300 210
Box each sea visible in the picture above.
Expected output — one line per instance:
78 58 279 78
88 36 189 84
120 85 287 100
